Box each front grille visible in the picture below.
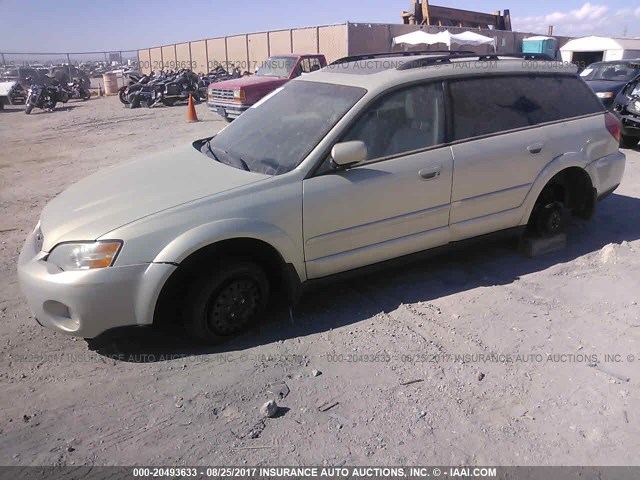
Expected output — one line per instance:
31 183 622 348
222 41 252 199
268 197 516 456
210 89 234 101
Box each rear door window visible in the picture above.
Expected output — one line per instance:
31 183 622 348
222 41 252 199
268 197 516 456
449 75 603 141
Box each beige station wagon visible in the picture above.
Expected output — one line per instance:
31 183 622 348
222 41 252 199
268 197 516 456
18 52 626 343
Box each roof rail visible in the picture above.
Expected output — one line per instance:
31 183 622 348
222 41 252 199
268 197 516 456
330 50 475 66
396 52 558 71
477 52 555 61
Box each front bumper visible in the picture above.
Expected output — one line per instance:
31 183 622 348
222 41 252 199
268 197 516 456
207 100 250 119
17 227 175 338
618 113 640 138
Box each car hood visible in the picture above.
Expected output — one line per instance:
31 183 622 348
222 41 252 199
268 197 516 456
0 81 18 95
210 75 288 90
39 143 269 251
585 79 627 94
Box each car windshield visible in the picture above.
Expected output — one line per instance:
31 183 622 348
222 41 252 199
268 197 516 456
202 81 366 175
580 62 640 82
625 79 640 97
255 57 298 78
1 69 19 77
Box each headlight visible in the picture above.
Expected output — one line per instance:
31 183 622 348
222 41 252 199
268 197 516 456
628 99 640 115
233 89 245 101
596 92 615 99
47 241 122 271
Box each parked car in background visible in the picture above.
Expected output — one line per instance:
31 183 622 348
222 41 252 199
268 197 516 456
0 66 48 89
207 54 327 121
49 65 91 89
18 52 625 344
613 75 640 148
0 80 27 105
580 60 640 109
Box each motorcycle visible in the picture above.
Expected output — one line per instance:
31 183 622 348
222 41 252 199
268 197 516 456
155 69 201 106
118 73 149 105
128 69 201 108
24 82 57 114
49 79 71 104
67 79 91 101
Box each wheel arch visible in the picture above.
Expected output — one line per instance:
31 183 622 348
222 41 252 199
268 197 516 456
151 220 304 326
519 154 596 226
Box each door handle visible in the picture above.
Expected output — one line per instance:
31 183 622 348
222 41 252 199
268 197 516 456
527 143 544 155
418 168 441 181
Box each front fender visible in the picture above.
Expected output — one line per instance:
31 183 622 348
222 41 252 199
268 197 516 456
152 218 306 281
517 152 591 225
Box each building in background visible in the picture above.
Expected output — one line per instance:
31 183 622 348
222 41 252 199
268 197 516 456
560 36 640 65
401 0 511 31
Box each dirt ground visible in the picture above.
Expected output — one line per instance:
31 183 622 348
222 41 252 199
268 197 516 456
1 97 639 467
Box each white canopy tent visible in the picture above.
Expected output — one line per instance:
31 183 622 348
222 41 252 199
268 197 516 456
392 30 497 51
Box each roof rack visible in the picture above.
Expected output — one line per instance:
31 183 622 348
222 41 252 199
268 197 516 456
330 50 475 66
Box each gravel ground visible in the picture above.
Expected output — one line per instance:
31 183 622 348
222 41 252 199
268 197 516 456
1 97 639 467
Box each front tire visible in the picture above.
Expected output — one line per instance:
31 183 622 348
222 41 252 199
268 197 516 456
24 103 33 114
620 135 639 149
119 88 130 105
184 261 269 343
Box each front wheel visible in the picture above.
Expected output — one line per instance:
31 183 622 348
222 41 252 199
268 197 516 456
184 261 269 343
24 103 34 114
81 89 91 101
620 135 639 149
118 88 129 104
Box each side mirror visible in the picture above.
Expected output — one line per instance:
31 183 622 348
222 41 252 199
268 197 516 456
331 140 367 168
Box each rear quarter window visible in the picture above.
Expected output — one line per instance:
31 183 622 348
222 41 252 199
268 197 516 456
449 74 604 141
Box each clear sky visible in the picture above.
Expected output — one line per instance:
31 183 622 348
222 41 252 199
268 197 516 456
0 0 638 53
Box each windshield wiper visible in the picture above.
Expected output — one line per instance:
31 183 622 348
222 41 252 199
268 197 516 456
201 140 219 161
236 157 250 171
203 141 250 172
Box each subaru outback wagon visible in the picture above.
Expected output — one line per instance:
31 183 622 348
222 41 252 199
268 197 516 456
18 52 626 343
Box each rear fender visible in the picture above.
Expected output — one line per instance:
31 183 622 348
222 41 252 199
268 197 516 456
517 152 591 225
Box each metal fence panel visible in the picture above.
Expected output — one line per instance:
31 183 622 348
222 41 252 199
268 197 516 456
138 49 152 74
207 38 227 70
226 35 248 71
248 33 269 72
190 41 208 74
161 45 176 70
175 42 192 70
292 27 319 54
319 25 348 63
268 30 293 55
149 47 163 73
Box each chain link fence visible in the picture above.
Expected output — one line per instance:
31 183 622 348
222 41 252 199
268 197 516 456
1 50 140 92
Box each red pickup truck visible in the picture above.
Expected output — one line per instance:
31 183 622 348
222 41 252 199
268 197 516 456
207 54 327 121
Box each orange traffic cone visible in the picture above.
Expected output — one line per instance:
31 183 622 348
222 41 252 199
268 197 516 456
186 93 199 122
